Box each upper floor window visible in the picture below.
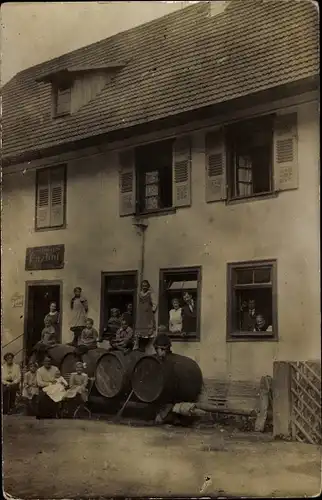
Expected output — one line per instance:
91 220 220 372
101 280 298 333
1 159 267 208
205 112 298 204
227 115 273 199
54 83 71 117
118 137 192 216
227 260 277 341
35 165 66 230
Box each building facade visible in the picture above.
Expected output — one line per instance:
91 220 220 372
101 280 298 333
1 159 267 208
2 1 320 408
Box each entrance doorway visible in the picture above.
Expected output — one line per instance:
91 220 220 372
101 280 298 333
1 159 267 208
100 271 138 332
24 281 62 360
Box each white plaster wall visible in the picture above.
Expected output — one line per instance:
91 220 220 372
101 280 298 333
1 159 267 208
2 101 320 384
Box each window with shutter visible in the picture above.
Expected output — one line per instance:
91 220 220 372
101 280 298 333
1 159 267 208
35 165 66 230
273 113 298 192
134 139 173 215
119 149 135 216
173 136 191 208
205 129 227 202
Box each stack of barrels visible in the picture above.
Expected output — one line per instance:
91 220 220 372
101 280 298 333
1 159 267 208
46 344 203 407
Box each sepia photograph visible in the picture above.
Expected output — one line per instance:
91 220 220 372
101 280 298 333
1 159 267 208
1 0 320 498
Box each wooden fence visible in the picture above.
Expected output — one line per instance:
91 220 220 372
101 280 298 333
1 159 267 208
273 361 321 444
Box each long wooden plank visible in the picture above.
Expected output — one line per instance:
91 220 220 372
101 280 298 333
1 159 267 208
291 387 322 424
292 416 317 445
291 376 321 410
304 362 322 383
291 363 321 397
293 405 321 441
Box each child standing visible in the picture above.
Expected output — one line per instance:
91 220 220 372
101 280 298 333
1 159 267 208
44 302 60 337
110 318 134 353
76 318 98 356
22 361 39 415
66 362 89 402
135 279 157 352
69 287 88 347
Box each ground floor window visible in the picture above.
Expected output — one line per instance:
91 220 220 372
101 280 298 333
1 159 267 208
100 272 138 335
227 260 277 340
158 267 201 340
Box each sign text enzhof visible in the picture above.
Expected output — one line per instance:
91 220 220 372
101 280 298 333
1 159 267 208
25 245 65 271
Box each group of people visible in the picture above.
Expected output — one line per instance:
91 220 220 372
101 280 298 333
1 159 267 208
2 351 90 418
240 299 272 332
168 292 197 335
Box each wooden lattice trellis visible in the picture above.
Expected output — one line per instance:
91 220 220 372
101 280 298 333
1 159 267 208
290 361 321 444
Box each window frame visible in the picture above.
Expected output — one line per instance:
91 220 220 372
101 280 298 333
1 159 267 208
135 139 174 216
99 270 138 336
226 115 275 202
226 259 278 342
158 266 202 342
35 164 67 232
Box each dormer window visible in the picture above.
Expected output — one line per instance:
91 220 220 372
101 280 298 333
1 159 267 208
55 82 71 117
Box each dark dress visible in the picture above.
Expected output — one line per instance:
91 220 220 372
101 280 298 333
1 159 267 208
182 302 197 334
136 290 156 339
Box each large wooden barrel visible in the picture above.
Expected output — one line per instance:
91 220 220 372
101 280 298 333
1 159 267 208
95 350 144 399
47 345 77 378
131 353 203 404
82 348 109 378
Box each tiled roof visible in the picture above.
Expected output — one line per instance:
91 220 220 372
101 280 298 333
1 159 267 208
2 0 319 164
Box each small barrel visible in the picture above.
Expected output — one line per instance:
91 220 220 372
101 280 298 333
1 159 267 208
131 353 203 404
47 345 78 378
95 350 144 399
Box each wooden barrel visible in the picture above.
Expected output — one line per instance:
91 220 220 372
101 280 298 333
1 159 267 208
131 353 203 404
95 350 144 399
47 345 77 378
82 348 109 378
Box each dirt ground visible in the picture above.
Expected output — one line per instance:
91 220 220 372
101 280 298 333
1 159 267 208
3 415 321 498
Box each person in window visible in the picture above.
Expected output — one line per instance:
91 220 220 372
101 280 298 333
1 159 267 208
122 303 134 328
135 279 157 352
69 287 88 347
32 317 58 364
44 302 60 337
181 291 197 335
2 352 21 414
110 318 134 353
241 299 257 331
253 314 272 332
76 318 98 357
22 361 39 415
169 298 183 335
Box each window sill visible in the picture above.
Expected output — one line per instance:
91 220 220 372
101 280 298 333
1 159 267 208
227 332 278 343
53 112 70 119
135 207 176 219
167 332 200 342
227 191 278 206
35 224 67 233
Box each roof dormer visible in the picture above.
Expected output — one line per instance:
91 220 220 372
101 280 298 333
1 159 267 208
36 63 126 118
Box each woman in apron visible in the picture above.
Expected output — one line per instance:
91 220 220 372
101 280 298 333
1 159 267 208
135 279 157 352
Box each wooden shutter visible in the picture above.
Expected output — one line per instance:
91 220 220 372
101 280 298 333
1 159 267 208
273 112 298 191
36 169 50 229
205 129 227 202
119 149 135 216
50 166 65 227
172 135 191 208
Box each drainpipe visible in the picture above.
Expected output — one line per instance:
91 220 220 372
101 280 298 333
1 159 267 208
133 219 148 287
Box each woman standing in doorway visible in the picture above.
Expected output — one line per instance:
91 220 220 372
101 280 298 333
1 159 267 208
135 279 157 352
44 302 60 337
69 287 88 347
